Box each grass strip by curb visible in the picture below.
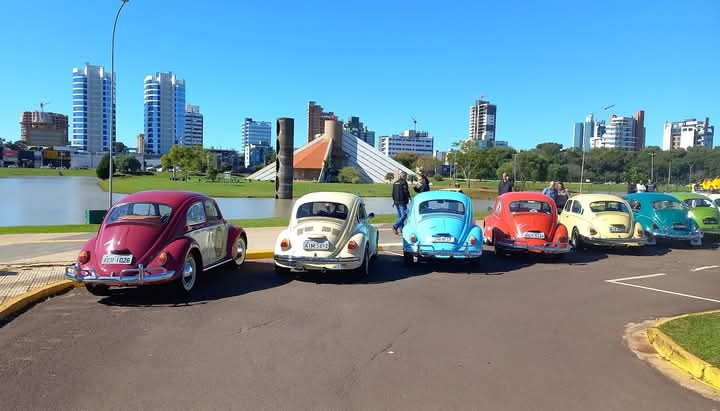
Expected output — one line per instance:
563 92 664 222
647 311 720 391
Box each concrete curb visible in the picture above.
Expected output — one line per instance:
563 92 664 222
0 280 81 321
647 311 720 391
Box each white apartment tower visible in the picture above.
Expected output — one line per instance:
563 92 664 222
183 105 203 147
468 99 497 146
662 118 714 150
379 130 434 157
144 72 186 155
71 64 115 153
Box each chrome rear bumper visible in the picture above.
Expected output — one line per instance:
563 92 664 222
274 254 361 271
583 236 646 247
495 240 570 254
65 263 175 286
405 244 483 259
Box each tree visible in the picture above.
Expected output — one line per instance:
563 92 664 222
448 140 481 188
385 172 395 183
166 145 203 180
160 154 173 172
114 155 129 174
96 153 115 180
496 160 513 179
126 157 141 173
339 166 362 183
416 155 440 175
393 152 418 170
264 147 277 165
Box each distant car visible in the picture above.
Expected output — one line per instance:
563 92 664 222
66 190 248 295
273 192 378 277
558 194 646 249
402 191 482 263
669 192 720 236
484 192 570 255
623 193 702 246
708 193 720 213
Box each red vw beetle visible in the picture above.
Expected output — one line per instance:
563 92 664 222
66 191 247 295
483 192 570 256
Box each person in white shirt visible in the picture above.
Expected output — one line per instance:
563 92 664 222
636 179 647 193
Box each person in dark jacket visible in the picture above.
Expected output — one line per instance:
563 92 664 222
392 171 411 235
414 175 430 193
646 179 657 192
627 181 637 194
498 173 513 195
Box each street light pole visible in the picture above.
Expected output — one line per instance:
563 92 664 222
580 104 615 193
648 152 656 182
108 0 129 210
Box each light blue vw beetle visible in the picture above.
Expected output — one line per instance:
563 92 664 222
402 190 483 264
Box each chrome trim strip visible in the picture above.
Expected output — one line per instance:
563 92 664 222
65 263 175 285
405 244 483 258
494 240 571 254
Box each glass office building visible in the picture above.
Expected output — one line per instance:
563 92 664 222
72 64 114 152
144 72 185 154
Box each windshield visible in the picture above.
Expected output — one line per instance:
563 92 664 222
651 200 686 211
509 200 552 214
715 199 720 208
106 202 172 224
684 198 713 208
589 201 629 213
418 199 466 215
296 202 349 220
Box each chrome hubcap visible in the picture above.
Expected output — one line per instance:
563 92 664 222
182 258 195 291
234 238 246 265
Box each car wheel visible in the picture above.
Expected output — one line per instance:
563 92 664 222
177 253 199 294
355 247 370 278
85 284 111 296
571 228 584 251
403 251 414 265
231 235 247 267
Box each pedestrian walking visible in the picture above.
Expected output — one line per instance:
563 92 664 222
498 172 513 195
542 181 557 202
555 182 568 212
414 174 430 193
391 171 411 235
646 179 657 192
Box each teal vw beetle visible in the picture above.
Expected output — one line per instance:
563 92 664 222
623 193 702 246
402 191 483 264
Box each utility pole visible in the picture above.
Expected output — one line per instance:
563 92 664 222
648 152 656 182
667 160 672 187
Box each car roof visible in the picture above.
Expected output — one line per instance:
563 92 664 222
296 191 360 206
413 190 471 203
116 190 208 209
568 193 626 203
668 192 706 200
624 192 678 202
498 191 553 202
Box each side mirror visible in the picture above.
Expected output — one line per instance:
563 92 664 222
487 206 493 211
368 212 375 219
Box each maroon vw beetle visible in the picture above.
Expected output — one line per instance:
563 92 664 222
66 190 247 295
483 191 570 256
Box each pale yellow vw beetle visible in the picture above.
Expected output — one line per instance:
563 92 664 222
559 194 646 250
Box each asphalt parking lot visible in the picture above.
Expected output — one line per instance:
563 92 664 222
1 241 719 410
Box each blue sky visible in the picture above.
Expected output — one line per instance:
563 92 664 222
0 0 718 151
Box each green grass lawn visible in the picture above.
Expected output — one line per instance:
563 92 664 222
0 168 97 177
659 312 720 368
0 211 491 234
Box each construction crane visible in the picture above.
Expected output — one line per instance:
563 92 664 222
40 101 50 113
410 116 417 133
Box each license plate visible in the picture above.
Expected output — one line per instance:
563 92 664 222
102 254 133 265
432 236 455 243
610 227 625 233
303 240 330 251
523 232 545 239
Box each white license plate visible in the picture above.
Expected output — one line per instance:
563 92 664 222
102 254 133 265
303 240 330 251
432 236 455 243
610 227 625 233
523 232 545 239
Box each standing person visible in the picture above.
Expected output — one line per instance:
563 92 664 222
636 179 647 193
391 171 411 235
542 181 557 202
498 172 513 195
555 182 569 212
627 180 637 194
414 174 430 193
646 178 657 192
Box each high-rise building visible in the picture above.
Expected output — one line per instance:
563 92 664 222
662 118 714 150
343 116 376 147
183 105 203 147
634 110 646 151
242 118 272 168
136 133 144 154
582 114 594 152
572 122 584 149
20 111 69 147
307 101 334 143
591 115 637 150
468 99 497 146
144 72 185 155
379 130 434 157
72 63 114 152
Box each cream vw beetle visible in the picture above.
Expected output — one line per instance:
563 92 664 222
274 192 379 276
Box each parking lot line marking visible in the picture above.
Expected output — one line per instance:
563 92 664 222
383 251 404 256
606 279 720 304
606 273 667 282
690 265 719 272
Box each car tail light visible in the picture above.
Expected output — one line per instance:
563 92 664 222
280 238 291 250
347 240 357 250
589 228 597 236
78 250 90 264
158 252 169 266
636 227 644 236
409 234 417 243
469 236 477 245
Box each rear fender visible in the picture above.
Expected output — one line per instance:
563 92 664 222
77 235 98 267
153 237 200 274
226 225 247 257
466 225 483 245
552 224 569 244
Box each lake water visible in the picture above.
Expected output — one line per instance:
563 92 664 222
0 176 495 226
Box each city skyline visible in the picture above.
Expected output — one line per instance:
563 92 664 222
0 1 718 152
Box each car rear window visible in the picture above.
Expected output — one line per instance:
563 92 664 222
509 200 552 214
418 199 466 215
106 202 173 224
589 201 629 213
296 202 348 220
651 200 686 210
684 198 713 208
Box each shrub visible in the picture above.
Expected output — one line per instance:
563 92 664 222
339 166 362 183
433 175 444 182
96 154 115 180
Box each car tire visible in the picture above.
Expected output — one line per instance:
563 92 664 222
230 235 247 268
355 247 370 278
85 284 111 296
403 251 414 265
177 252 199 294
571 228 585 251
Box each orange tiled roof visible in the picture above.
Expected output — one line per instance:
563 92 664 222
294 138 329 170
